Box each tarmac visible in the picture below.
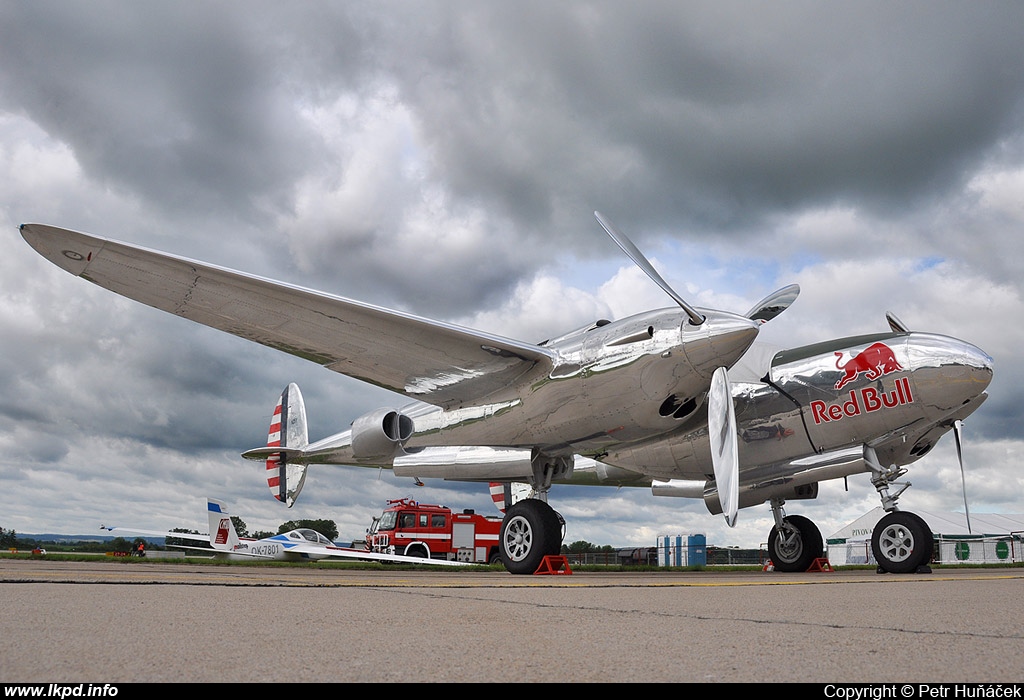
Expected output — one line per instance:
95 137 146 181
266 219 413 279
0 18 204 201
1 557 1023 684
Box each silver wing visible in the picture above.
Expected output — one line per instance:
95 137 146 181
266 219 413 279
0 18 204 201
20 224 555 409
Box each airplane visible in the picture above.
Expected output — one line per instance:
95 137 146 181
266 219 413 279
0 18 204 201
21 212 993 575
102 498 473 565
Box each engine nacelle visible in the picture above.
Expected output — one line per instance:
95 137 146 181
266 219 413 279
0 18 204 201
651 478 819 516
351 408 415 460
702 480 819 515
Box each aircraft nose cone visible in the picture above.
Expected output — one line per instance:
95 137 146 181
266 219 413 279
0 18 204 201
961 339 994 389
681 312 761 379
907 334 993 414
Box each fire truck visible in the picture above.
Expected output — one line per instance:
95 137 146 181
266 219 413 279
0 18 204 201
365 498 503 564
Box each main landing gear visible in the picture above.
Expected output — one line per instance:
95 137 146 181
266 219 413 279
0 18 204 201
499 499 565 575
498 450 569 575
767 506 823 572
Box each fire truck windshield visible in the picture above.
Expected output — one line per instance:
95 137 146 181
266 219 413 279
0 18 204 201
378 511 397 530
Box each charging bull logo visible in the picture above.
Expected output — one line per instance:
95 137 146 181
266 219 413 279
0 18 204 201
834 342 903 390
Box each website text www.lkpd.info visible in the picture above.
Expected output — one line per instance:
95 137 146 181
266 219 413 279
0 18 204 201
4 686 118 698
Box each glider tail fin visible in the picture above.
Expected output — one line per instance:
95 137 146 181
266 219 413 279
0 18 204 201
265 383 310 507
207 499 241 551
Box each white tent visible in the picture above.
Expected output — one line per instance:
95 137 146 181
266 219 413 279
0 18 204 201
828 506 1024 542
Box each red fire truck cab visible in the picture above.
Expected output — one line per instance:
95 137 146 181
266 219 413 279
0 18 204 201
366 498 503 564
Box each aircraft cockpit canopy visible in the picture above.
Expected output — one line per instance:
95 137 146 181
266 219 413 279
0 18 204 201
289 528 333 546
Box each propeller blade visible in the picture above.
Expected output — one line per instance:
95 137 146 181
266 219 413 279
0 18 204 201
954 419 972 535
708 367 739 526
744 284 800 323
594 211 705 326
886 311 910 333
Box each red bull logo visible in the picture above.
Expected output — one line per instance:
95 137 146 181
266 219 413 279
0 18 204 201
834 342 903 390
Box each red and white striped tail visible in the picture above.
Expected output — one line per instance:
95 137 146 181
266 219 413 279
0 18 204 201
266 394 285 501
489 482 531 513
262 383 309 508
489 482 507 513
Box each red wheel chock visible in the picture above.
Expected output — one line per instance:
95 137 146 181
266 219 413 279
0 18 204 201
534 555 573 575
763 558 833 572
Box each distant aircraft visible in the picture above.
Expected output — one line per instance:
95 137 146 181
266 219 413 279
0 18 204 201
25 212 992 575
102 498 471 565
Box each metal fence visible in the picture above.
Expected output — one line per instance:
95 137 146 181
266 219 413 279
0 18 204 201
566 534 1024 568
563 546 767 567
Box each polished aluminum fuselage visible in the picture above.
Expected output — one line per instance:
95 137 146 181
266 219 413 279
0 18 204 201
307 323 992 498
603 330 992 488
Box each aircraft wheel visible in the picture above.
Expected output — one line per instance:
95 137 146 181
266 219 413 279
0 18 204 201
500 499 560 575
872 511 933 574
767 514 823 572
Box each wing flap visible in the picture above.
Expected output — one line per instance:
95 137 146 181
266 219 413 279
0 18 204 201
21 224 555 407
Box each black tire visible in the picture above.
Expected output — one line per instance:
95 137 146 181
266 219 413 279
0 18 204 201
767 514 823 572
872 511 933 574
499 499 561 575
488 549 502 565
403 544 429 559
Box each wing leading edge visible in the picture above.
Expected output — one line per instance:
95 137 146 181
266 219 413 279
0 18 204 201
20 224 555 408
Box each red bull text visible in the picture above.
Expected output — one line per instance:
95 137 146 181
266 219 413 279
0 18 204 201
811 376 914 424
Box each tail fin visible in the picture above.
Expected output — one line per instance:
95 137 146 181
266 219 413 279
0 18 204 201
265 383 310 507
488 482 532 513
207 499 241 551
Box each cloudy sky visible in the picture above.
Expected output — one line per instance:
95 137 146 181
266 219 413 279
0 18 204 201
2 2 1023 550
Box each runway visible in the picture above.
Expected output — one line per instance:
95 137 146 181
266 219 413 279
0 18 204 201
2 558 1022 683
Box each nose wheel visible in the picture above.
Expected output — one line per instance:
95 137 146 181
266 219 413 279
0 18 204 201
872 511 933 573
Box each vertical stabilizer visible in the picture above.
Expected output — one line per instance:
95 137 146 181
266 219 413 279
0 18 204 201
488 481 532 513
207 499 241 551
265 383 310 507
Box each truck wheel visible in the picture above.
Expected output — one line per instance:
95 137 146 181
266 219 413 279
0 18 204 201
403 543 429 559
500 499 560 575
